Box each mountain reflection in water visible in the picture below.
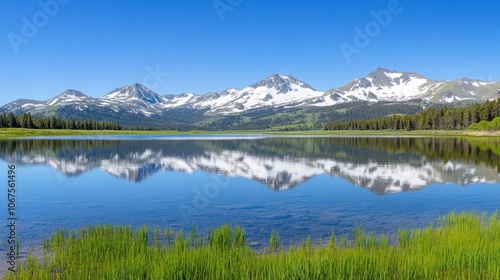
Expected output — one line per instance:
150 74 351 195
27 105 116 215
0 136 499 194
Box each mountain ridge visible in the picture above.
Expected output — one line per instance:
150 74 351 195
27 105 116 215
2 68 499 128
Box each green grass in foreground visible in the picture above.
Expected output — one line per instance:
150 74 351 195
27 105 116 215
5 211 500 279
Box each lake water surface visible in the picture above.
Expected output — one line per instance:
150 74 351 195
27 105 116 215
1 135 499 266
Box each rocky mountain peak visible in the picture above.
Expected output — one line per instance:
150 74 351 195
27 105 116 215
104 83 163 104
58 89 88 98
250 74 316 93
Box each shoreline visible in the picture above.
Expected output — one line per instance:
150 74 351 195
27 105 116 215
2 128 498 138
463 131 500 136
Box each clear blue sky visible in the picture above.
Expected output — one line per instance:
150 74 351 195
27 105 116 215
1 0 499 105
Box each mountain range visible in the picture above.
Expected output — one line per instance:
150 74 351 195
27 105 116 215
2 68 500 129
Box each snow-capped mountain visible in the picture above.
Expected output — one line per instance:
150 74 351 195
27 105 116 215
327 68 434 103
156 74 324 115
429 78 500 103
325 68 500 104
1 68 499 125
46 90 95 110
3 89 96 114
195 74 324 115
102 83 163 104
0 98 45 114
97 83 165 116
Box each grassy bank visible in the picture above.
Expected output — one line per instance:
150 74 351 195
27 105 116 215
0 127 474 138
5 211 500 279
0 128 213 138
266 129 468 136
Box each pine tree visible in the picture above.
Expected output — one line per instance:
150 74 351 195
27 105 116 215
7 112 17 128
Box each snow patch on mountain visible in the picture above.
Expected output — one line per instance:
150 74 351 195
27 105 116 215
47 90 92 106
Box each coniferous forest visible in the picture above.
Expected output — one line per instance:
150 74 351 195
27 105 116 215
325 98 500 131
3 99 500 132
0 112 122 130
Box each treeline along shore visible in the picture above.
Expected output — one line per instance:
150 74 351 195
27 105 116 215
0 112 122 130
3 98 500 133
326 98 500 131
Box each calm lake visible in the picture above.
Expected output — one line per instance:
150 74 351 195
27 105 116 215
1 135 500 264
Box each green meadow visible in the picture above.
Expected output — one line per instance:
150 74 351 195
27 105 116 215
5 211 500 279
0 127 471 138
0 128 210 138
